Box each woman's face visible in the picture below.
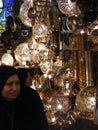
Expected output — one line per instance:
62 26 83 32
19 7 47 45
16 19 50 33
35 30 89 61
1 74 21 101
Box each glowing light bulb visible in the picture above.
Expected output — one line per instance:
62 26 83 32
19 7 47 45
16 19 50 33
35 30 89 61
1 53 14 66
57 103 63 110
51 117 56 122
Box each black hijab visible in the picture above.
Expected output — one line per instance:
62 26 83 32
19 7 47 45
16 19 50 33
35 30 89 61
0 65 18 92
17 68 28 87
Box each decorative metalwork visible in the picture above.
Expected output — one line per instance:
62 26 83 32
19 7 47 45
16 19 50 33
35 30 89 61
33 23 48 38
58 0 81 17
19 1 32 27
75 86 96 120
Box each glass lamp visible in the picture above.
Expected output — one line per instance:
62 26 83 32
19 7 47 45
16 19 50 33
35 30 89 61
58 0 81 17
75 86 96 120
42 89 73 126
19 1 32 27
1 52 14 66
14 43 31 66
33 23 48 38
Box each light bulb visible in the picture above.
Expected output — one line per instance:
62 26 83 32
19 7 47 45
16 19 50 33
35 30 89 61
1 53 14 66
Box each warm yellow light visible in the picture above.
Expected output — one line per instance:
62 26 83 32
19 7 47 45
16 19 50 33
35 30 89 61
1 53 14 66
57 103 63 110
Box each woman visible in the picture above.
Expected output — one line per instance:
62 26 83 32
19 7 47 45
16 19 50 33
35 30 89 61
0 65 49 130
17 67 33 88
1 16 21 51
17 67 43 88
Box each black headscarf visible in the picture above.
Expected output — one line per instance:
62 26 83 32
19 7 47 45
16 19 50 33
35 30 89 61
0 65 18 92
17 68 28 87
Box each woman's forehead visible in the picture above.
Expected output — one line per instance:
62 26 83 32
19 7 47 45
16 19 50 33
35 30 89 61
6 74 19 81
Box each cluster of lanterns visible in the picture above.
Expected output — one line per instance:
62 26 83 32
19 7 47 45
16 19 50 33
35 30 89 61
0 0 97 128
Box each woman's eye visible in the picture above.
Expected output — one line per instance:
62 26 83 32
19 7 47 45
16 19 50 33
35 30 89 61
6 81 20 86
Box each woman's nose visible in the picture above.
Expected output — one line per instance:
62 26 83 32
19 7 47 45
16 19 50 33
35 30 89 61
12 84 17 91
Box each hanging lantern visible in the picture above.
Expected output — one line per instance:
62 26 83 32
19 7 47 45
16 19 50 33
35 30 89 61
14 43 31 66
75 86 96 120
42 89 73 126
1 52 14 66
19 1 32 27
58 0 81 17
33 23 48 38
